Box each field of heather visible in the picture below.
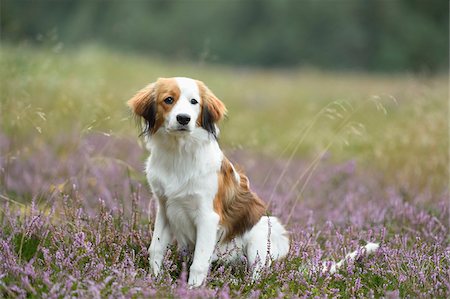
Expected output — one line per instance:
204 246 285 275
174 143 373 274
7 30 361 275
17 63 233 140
0 45 448 298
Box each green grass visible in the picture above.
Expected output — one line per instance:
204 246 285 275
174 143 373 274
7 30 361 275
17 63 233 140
1 43 447 193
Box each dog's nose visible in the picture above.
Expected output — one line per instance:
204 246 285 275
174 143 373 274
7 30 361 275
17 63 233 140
176 114 191 125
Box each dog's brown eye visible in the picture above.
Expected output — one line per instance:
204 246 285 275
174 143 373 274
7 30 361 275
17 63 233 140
164 97 174 104
190 99 198 105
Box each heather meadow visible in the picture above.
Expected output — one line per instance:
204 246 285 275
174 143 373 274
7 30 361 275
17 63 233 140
0 45 448 298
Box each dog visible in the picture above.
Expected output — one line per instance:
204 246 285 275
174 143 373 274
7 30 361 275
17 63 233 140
127 77 290 287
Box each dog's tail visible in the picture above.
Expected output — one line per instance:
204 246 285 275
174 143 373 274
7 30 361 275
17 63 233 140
320 242 379 274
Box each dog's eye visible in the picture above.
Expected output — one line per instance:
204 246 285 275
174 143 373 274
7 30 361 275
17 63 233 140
190 99 198 105
164 97 174 104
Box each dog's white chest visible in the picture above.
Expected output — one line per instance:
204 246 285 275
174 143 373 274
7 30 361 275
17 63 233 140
164 196 198 247
146 137 222 248
146 142 221 198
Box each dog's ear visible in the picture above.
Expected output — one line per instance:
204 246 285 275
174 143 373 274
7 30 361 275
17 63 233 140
197 80 227 138
127 82 157 135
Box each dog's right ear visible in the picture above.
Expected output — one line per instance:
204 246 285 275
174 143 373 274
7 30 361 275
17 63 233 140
127 83 157 135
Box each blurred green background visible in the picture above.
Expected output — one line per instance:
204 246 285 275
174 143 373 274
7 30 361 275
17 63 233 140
2 0 448 72
0 0 448 195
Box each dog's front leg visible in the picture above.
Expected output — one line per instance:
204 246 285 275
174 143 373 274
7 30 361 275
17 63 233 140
188 211 220 288
148 201 172 277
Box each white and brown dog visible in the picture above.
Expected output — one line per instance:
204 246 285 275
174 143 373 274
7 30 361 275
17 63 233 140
128 77 290 287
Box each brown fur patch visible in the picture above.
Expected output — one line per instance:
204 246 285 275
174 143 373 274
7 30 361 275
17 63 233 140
196 80 227 126
127 78 181 134
214 157 267 242
155 78 181 111
127 83 156 117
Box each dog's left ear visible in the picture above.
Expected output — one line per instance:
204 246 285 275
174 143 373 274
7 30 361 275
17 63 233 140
197 80 227 138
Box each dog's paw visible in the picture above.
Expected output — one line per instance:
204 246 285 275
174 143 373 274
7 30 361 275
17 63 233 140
149 260 161 278
187 268 207 288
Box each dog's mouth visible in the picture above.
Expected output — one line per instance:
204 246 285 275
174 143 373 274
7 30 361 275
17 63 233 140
167 126 192 134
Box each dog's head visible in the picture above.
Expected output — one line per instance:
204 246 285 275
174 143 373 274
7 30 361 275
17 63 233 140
127 77 226 139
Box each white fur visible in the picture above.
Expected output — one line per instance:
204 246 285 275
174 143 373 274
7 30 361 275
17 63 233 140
145 78 290 287
321 242 379 274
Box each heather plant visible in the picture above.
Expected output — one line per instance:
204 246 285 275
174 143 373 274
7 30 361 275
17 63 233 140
0 45 448 298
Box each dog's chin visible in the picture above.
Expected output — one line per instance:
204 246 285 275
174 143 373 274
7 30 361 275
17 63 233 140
166 127 193 136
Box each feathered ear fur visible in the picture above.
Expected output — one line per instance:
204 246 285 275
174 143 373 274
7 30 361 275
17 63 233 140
127 83 157 135
197 80 227 138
